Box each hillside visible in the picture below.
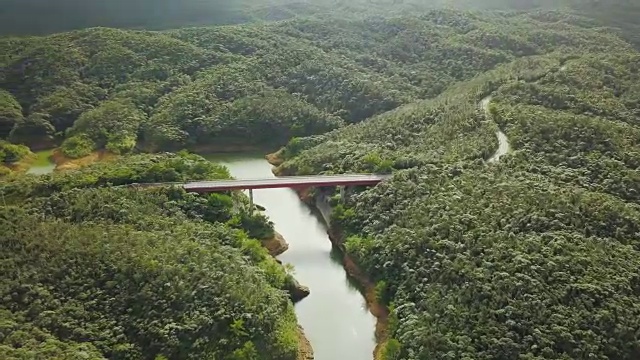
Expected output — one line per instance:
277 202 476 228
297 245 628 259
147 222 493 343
0 0 320 34
1 0 638 49
276 11 640 360
2 2 640 359
2 8 633 164
0 153 304 359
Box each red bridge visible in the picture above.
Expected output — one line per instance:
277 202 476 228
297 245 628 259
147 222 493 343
182 174 391 193
129 174 390 208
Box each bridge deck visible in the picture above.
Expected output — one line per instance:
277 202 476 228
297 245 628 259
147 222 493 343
182 174 391 192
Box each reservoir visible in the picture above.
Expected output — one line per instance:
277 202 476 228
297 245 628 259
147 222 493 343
208 153 377 360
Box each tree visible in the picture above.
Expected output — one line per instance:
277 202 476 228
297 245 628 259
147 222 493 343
0 90 23 139
66 99 146 154
8 112 55 147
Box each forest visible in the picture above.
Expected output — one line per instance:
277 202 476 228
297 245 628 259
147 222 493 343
0 153 302 359
274 8 640 360
3 3 638 160
0 0 638 48
1 0 640 359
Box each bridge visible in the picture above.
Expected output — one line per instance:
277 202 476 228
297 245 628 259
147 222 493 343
129 174 390 207
182 174 390 192
181 174 391 207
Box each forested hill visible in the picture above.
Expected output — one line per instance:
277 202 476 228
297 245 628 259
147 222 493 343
0 153 303 359
274 7 640 360
2 1 640 360
0 0 638 46
0 0 322 34
1 7 636 162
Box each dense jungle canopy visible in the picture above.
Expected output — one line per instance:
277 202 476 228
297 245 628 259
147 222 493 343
1 0 640 359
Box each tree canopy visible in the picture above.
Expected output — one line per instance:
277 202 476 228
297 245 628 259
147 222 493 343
2 1 640 359
4 6 638 155
0 153 300 360
276 12 640 359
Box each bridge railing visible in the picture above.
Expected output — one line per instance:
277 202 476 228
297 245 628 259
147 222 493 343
117 173 392 191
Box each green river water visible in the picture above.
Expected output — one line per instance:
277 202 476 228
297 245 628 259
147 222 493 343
26 150 56 175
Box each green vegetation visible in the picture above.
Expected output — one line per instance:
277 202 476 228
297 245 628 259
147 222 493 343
63 99 145 156
3 3 637 153
0 141 33 176
60 133 96 158
1 0 638 50
2 0 640 359
0 89 22 139
0 141 31 165
0 309 106 359
278 11 640 360
0 153 300 359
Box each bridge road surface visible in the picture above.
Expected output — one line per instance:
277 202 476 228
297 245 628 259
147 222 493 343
182 174 391 193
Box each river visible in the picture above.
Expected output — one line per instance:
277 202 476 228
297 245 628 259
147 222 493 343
24 149 378 358
207 153 377 360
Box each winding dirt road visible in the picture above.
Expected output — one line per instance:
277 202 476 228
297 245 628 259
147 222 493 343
481 95 511 163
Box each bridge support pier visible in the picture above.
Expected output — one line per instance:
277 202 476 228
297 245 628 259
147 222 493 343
339 185 352 203
249 189 254 211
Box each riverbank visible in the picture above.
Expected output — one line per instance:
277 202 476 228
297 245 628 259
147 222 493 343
297 326 314 360
19 148 316 360
4 152 36 174
190 143 279 155
312 196 390 360
51 149 119 171
264 231 311 303
3 148 117 175
264 233 313 360
27 145 273 174
263 231 290 256
266 151 390 360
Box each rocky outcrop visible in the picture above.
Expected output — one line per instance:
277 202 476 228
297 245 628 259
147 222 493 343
265 149 285 166
313 193 333 228
261 231 289 256
286 276 311 303
259 231 310 302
